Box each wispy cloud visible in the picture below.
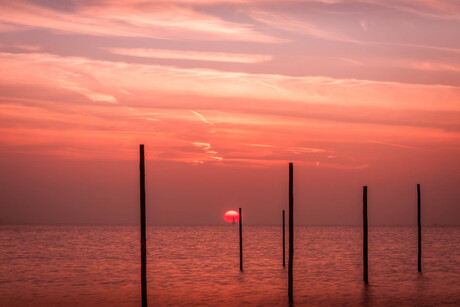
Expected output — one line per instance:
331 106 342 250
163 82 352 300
192 142 223 161
12 44 41 51
367 140 431 151
1 0 460 166
190 111 212 125
58 80 117 104
109 48 272 64
409 61 460 72
0 1 279 42
2 51 460 114
249 10 361 44
361 0 460 20
244 143 326 153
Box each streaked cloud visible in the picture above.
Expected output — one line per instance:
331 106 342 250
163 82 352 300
243 143 326 154
12 44 41 51
190 111 212 125
0 0 459 169
58 80 117 104
410 61 460 72
367 140 430 151
4 51 458 112
192 142 223 161
109 48 272 63
0 1 279 42
249 10 361 44
362 0 460 20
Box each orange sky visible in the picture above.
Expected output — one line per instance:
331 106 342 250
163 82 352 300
0 0 459 225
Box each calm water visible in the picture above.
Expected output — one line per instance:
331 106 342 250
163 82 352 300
0 225 459 306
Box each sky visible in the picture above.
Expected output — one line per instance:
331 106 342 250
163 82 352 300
0 0 459 226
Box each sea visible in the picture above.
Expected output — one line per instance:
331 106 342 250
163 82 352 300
0 225 459 306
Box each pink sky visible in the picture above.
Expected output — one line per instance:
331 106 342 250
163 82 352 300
0 0 459 225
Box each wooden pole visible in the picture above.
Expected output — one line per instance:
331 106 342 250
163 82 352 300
363 186 368 284
283 209 286 267
288 163 294 303
139 144 147 307
417 184 422 272
239 207 243 271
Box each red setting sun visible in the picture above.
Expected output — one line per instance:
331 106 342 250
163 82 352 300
224 210 240 223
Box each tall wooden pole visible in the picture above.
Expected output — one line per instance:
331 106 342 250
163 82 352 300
417 184 422 272
288 163 294 303
363 186 368 284
282 209 286 267
139 144 147 307
239 207 243 271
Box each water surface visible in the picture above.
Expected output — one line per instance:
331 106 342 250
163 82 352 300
0 225 459 306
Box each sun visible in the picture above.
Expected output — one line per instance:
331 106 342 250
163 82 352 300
224 210 240 223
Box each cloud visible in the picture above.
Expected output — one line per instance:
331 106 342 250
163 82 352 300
2 51 460 114
0 1 279 42
361 0 460 20
192 142 223 161
0 0 459 174
249 10 361 44
0 49 459 164
367 140 430 151
12 44 41 51
0 52 118 104
190 111 212 125
243 143 326 153
58 80 117 104
409 61 460 72
109 48 272 64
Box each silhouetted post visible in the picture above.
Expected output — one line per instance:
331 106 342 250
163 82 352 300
139 145 147 307
283 209 286 267
288 163 294 302
363 186 368 284
239 207 243 271
417 184 421 272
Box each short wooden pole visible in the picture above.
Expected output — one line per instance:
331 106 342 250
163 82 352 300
139 145 147 307
417 184 422 272
239 207 243 271
283 209 286 267
363 186 368 284
288 163 294 303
